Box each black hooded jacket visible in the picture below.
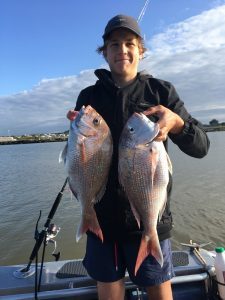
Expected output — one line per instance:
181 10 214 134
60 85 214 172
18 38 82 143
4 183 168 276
75 69 210 242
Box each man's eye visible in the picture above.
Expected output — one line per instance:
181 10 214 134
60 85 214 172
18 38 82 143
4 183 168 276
110 42 117 47
126 41 136 47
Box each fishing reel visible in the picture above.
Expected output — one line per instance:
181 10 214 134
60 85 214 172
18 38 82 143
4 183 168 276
13 178 68 279
32 210 61 261
45 223 61 261
34 220 61 261
13 223 61 279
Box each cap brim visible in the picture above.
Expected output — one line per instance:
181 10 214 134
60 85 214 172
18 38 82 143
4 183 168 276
103 26 142 39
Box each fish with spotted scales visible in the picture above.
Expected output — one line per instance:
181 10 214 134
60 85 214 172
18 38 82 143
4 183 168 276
118 112 172 275
60 105 113 242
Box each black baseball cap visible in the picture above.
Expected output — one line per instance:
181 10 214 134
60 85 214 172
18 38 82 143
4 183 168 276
102 15 143 40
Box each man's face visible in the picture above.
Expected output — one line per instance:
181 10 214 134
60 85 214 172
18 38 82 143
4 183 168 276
104 29 143 81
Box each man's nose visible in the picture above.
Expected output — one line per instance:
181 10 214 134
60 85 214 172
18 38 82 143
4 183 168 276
118 43 127 53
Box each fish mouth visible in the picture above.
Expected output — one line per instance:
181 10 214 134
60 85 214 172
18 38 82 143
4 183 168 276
78 125 97 138
72 106 98 137
145 140 153 146
71 120 97 138
138 112 160 142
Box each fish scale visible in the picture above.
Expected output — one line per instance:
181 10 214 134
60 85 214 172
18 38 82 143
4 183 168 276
61 105 113 242
119 112 172 275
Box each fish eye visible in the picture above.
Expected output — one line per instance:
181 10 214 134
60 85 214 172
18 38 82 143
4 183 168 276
93 118 101 126
128 126 135 133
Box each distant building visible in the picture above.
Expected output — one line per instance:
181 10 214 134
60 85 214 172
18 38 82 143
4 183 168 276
0 136 16 142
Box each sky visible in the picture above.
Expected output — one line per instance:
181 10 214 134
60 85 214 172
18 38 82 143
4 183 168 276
0 0 225 136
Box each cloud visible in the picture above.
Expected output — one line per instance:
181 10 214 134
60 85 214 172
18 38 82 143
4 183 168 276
1 4 225 135
140 4 225 123
0 70 97 135
148 5 225 53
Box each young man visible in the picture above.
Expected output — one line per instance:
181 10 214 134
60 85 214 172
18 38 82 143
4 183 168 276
67 15 210 300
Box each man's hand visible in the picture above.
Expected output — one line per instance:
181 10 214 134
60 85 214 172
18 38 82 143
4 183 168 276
143 105 184 141
67 110 79 121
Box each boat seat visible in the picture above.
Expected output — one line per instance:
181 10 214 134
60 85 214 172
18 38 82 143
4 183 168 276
172 251 189 267
56 260 88 278
56 251 190 279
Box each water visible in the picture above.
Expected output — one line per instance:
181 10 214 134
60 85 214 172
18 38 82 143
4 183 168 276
0 132 224 266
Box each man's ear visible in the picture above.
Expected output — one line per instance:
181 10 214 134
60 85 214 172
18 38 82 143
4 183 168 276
139 50 144 60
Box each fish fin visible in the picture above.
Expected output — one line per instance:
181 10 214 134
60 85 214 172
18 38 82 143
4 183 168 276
67 178 79 201
158 203 166 222
134 229 163 276
78 140 86 163
92 183 107 204
130 202 141 228
166 152 173 175
152 122 160 141
76 206 104 242
158 190 167 222
150 146 159 185
59 144 68 163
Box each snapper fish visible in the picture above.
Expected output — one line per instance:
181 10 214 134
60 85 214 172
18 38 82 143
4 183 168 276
60 105 113 242
118 112 172 275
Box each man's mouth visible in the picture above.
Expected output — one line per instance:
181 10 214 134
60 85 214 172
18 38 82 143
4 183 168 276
115 58 130 63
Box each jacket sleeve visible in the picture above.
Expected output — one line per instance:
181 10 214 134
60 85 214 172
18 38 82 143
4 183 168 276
162 82 210 158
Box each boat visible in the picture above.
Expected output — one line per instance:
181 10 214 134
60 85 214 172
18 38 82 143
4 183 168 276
0 182 222 300
0 241 221 300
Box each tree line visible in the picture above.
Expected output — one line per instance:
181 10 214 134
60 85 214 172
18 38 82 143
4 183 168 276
208 119 225 126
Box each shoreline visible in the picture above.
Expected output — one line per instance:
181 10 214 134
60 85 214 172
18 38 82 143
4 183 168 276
0 137 67 146
0 126 224 146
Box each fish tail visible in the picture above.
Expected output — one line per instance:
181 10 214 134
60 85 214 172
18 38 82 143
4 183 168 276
76 207 104 242
134 229 163 276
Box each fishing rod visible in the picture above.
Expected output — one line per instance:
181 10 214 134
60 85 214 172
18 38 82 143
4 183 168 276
137 0 150 23
13 177 68 278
